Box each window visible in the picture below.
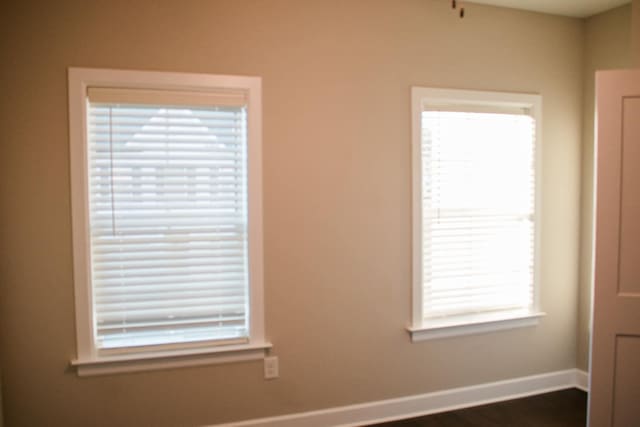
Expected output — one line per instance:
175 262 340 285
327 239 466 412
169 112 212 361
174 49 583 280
68 68 268 375
409 87 544 341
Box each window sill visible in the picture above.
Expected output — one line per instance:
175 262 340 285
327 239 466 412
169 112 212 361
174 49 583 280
70 342 272 377
408 310 546 342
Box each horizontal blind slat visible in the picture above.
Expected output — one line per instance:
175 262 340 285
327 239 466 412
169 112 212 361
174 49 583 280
96 304 246 322
95 272 246 287
96 289 245 299
95 277 245 291
98 316 246 331
91 227 245 237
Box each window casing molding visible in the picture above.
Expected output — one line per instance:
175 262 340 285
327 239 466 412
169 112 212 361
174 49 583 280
68 68 268 374
409 87 545 341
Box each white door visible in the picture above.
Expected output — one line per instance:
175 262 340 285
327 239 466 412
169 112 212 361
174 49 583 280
589 69 640 426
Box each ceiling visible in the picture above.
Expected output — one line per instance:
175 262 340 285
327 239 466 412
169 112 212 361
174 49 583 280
468 0 631 17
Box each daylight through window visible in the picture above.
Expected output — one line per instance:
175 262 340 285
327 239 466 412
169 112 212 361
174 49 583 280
411 87 543 340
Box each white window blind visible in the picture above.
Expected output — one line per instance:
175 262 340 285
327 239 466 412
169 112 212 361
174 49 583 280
420 108 536 320
87 88 250 350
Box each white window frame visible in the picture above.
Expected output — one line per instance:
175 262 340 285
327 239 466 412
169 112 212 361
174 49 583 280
68 68 270 375
409 87 545 342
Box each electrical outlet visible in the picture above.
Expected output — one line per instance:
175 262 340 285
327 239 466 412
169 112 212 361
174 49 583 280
264 356 279 379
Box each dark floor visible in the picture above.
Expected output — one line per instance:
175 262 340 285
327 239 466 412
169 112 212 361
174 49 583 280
369 388 587 427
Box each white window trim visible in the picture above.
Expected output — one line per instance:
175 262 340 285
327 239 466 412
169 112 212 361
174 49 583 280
409 87 545 342
70 342 272 377
68 67 269 374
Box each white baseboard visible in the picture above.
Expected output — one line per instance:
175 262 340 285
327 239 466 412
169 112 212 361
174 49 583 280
210 369 589 427
575 369 589 392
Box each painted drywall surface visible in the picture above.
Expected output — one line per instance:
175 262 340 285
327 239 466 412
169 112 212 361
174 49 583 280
577 4 632 372
635 0 640 64
0 1 582 426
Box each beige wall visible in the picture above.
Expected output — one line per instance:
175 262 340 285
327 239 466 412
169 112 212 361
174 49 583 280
0 1 583 426
635 0 640 65
577 5 632 372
